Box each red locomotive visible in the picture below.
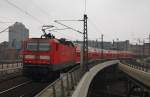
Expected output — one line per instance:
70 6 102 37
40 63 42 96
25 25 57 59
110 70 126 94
22 37 77 80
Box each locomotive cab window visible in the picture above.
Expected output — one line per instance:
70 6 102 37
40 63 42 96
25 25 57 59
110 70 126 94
39 43 50 51
27 42 50 51
27 43 38 51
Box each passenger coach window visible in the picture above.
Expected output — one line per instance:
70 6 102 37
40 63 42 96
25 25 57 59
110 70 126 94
39 43 50 51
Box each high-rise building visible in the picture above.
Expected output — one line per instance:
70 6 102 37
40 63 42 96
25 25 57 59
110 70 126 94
9 22 29 49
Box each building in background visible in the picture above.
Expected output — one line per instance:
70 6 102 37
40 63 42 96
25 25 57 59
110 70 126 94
75 40 112 50
0 22 29 60
143 43 150 56
0 41 18 60
112 40 130 51
95 41 112 50
129 43 150 56
129 44 142 55
9 22 29 49
75 40 129 50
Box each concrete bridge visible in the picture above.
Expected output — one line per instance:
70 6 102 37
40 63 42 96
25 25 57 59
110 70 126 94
35 60 150 97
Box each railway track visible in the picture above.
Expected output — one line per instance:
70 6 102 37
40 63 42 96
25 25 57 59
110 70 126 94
0 76 53 97
0 80 31 95
0 60 105 97
0 81 50 97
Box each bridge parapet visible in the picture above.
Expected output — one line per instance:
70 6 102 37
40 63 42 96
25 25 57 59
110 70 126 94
122 60 150 72
35 60 119 97
35 60 150 97
71 60 150 97
35 66 83 97
71 60 119 97
119 63 150 92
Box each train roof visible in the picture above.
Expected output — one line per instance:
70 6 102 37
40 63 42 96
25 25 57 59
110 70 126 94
27 38 75 47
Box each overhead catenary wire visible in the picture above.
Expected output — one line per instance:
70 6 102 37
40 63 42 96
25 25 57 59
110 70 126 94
30 0 53 21
55 20 83 22
0 27 9 33
40 25 81 40
0 20 15 34
48 28 70 32
52 30 82 41
4 0 44 24
6 0 89 40
4 0 77 38
54 20 83 34
88 18 103 35
0 21 14 24
84 0 87 14
0 17 21 25
1 0 86 42
0 20 12 26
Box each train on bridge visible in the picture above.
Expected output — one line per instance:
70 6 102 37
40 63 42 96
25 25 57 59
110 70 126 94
21 35 135 81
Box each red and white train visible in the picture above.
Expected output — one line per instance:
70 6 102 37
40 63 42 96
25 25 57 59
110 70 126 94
21 37 134 80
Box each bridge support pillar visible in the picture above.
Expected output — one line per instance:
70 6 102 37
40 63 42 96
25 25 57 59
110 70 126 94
126 80 149 97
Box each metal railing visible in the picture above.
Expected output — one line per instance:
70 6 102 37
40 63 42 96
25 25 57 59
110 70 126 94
34 60 108 97
0 60 22 78
122 60 150 72
35 66 84 97
0 59 22 64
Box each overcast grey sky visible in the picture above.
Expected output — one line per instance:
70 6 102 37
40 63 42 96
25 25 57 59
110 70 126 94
0 0 150 43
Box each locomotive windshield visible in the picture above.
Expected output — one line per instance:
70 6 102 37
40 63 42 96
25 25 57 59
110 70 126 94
27 43 38 51
27 42 50 51
39 43 50 51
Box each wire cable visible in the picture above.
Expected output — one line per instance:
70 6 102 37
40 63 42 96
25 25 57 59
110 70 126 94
84 0 87 14
0 27 9 33
30 0 53 21
54 20 83 34
0 21 14 24
4 0 44 24
88 18 103 35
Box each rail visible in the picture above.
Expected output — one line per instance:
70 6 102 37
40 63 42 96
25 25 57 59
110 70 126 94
35 65 84 97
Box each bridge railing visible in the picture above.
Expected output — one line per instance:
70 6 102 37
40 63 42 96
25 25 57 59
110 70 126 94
35 65 83 97
122 60 150 72
34 60 109 97
0 60 22 79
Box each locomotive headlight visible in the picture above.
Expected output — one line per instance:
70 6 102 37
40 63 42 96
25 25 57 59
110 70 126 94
39 56 50 60
25 55 35 59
